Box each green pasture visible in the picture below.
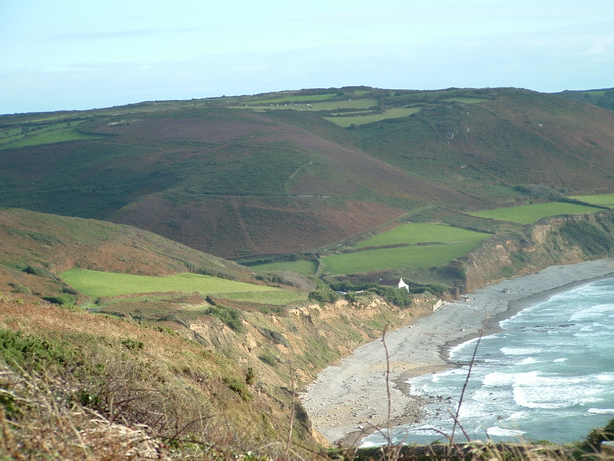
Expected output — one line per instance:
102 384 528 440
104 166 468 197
353 223 489 248
443 97 486 104
242 93 339 105
304 98 377 111
570 193 614 207
239 98 378 112
0 121 98 150
249 259 317 275
325 107 423 127
470 202 601 224
61 268 304 304
321 242 480 275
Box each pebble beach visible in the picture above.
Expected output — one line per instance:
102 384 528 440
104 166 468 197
300 259 614 446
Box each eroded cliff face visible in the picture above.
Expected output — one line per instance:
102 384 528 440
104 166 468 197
188 293 437 446
458 210 614 292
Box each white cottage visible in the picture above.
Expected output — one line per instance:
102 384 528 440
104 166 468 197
397 278 409 292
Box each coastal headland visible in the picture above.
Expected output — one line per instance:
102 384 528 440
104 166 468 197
300 259 614 446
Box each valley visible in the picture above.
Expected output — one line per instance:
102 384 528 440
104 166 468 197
2 86 614 459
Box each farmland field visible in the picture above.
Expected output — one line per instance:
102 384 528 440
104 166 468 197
0 120 99 150
325 107 422 127
321 241 481 275
570 193 614 207
469 202 600 224
61 268 294 301
237 98 378 112
249 259 317 275
442 97 486 104
353 223 490 248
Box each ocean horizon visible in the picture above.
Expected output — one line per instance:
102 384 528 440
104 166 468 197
362 277 614 446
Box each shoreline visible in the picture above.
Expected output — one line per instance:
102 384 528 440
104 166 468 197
300 259 614 446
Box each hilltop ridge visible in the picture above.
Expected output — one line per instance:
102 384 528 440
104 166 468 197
2 87 614 259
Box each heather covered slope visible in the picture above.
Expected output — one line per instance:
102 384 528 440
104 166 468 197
3 87 614 258
353 89 614 199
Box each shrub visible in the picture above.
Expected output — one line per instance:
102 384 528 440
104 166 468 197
258 350 278 367
223 376 253 401
368 286 413 308
579 417 614 451
205 305 244 333
308 286 338 304
42 294 75 306
0 330 74 372
8 283 31 295
121 338 144 351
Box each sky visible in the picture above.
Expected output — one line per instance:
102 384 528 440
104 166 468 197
1 0 614 114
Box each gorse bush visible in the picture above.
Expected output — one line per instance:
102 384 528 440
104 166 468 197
328 281 413 308
205 304 245 332
368 285 413 308
308 286 339 304
0 329 75 372
579 417 614 452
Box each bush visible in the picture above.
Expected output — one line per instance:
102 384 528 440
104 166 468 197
368 286 413 308
579 417 614 451
308 286 339 304
258 350 278 367
205 305 244 333
223 376 253 401
0 330 74 372
8 283 31 295
42 294 75 306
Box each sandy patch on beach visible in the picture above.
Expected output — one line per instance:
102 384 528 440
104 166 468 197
300 259 614 445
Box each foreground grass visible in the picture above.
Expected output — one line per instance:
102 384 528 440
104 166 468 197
0 298 305 460
470 202 600 224
62 268 284 299
0 297 610 460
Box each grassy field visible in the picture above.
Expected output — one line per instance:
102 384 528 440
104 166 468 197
61 268 302 304
353 223 490 248
325 107 422 127
442 97 486 104
570 193 614 207
469 202 601 224
0 120 99 150
236 98 378 112
322 242 480 275
249 259 317 275
241 93 340 105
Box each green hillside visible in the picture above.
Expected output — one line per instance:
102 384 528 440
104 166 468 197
3 87 614 260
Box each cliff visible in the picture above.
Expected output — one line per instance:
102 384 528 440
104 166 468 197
458 210 614 292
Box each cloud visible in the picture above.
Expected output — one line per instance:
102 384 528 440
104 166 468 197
2 20 614 115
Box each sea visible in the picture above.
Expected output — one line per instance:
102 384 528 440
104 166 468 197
361 277 614 446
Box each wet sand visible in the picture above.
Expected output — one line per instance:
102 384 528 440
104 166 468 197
300 259 614 446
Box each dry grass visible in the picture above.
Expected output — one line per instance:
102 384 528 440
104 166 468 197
0 297 303 459
0 295 610 460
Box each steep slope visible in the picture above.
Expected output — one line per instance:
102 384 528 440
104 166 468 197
353 88 614 199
